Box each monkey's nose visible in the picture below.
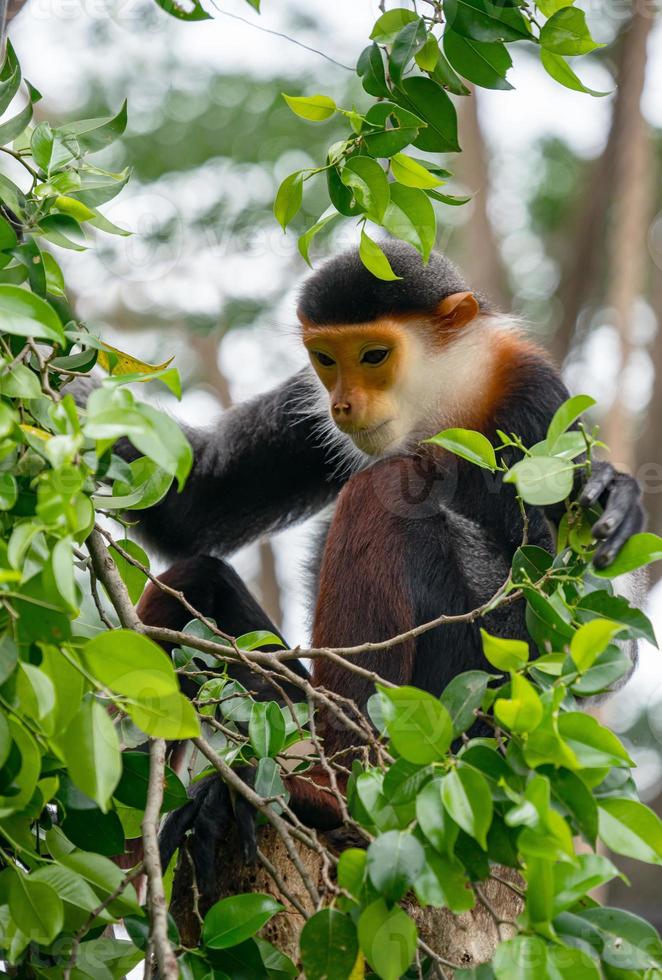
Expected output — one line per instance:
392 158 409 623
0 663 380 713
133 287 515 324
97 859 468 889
332 400 351 417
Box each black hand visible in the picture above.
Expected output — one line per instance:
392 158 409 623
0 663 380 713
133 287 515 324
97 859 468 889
159 770 258 903
578 461 645 569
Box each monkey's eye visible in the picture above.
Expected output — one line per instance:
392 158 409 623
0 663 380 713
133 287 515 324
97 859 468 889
314 351 336 368
361 348 390 366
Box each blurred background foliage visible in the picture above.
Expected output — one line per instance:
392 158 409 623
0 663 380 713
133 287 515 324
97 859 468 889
7 0 662 926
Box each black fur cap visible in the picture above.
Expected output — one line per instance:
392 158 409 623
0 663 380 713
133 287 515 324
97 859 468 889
298 240 484 326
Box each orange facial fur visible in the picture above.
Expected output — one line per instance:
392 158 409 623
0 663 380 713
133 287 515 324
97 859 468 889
299 295 547 457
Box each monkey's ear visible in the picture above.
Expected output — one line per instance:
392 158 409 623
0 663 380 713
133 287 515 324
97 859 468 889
434 291 480 330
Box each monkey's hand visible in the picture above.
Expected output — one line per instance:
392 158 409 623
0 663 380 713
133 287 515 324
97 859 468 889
578 461 645 569
159 770 258 906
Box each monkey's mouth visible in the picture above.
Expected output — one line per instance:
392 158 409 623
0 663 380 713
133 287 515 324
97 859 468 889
347 420 396 455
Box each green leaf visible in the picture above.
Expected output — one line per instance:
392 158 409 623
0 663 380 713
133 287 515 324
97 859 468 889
0 42 21 117
274 171 303 230
557 712 633 769
552 854 621 915
493 935 547 979
300 908 359 980
0 284 65 344
357 899 416 980
443 31 513 90
59 100 128 152
367 830 425 902
540 8 603 55
282 93 336 121
576 907 662 970
127 690 200 740
426 427 497 470
337 848 367 897
8 874 64 945
432 49 471 95
153 0 211 19
82 629 179 698
444 0 531 44
43 251 65 296
0 472 17 510
549 767 598 844
0 100 32 146
391 153 443 189
114 750 188 812
382 182 436 261
340 157 390 222
441 766 493 849
37 213 87 250
110 456 174 511
58 850 140 916
380 685 453 764
494 673 543 733
440 670 491 736
416 777 459 856
545 944 600 980
203 893 283 949
416 33 441 71
31 862 115 921
540 7 604 55
0 214 17 250
254 756 288 814
570 618 623 672
109 538 149 605
52 536 77 610
570 645 632 697
358 229 402 281
540 49 609 98
396 76 460 152
594 532 662 578
389 18 428 86
60 698 121 812
546 394 595 449
370 8 419 43
576 590 656 645
413 846 474 912
480 629 529 671
504 455 574 506
357 43 391 98
298 210 337 266
598 798 662 865
249 701 286 759
31 121 54 171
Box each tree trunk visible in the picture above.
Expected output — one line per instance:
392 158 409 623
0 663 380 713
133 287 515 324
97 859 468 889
170 826 523 971
455 90 510 312
602 9 655 469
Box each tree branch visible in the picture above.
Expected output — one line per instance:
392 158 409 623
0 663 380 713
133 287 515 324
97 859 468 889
143 739 178 980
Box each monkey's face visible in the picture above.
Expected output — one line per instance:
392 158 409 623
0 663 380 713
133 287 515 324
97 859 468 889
302 322 411 455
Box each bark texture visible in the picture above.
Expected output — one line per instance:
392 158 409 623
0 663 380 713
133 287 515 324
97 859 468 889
170 826 523 972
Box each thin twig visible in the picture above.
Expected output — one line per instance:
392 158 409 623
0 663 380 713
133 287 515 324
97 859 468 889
207 1 353 70
143 739 178 980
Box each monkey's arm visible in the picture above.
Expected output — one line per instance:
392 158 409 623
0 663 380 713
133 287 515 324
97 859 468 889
118 369 348 559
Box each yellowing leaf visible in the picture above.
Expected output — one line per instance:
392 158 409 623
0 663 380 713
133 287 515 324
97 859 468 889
349 952 366 979
19 423 51 441
96 342 174 377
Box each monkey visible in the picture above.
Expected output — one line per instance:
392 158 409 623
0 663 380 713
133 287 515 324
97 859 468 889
108 241 644 894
